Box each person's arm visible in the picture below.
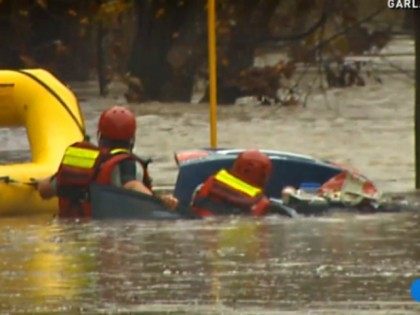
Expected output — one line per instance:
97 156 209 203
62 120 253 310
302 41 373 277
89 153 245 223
117 159 178 209
123 179 153 195
123 180 179 209
116 159 153 194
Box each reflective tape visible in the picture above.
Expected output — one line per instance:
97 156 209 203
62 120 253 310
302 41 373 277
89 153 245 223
110 148 130 155
214 169 261 197
62 146 100 169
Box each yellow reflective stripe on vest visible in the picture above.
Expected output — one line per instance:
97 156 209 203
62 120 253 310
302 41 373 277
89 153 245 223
214 169 261 197
62 146 100 169
110 148 130 155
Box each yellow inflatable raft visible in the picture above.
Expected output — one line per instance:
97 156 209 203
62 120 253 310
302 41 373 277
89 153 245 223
0 69 85 216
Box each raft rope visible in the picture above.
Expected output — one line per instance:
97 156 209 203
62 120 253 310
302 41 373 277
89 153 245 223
0 176 37 187
15 69 87 139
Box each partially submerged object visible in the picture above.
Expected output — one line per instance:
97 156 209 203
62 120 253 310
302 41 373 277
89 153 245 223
279 169 382 215
173 148 382 216
0 69 85 216
174 149 344 208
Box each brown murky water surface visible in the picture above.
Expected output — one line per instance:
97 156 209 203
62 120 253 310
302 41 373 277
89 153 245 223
0 36 419 313
0 214 419 314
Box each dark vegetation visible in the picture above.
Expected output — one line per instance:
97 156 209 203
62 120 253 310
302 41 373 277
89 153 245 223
0 0 409 104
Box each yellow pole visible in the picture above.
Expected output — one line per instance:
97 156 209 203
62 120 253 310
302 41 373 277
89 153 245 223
207 0 218 148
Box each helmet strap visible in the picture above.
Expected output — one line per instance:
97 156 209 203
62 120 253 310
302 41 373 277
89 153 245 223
128 137 135 150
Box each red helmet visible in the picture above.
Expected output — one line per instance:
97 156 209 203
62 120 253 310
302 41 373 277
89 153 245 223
98 106 136 141
231 150 272 188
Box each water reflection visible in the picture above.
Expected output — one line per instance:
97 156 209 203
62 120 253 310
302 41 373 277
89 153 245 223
0 127 31 164
0 217 96 312
0 213 419 313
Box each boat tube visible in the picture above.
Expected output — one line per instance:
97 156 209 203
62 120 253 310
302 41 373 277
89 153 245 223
0 69 85 216
90 184 184 220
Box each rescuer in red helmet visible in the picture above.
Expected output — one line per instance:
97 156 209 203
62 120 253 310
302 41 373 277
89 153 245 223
37 105 178 217
230 150 272 188
190 149 274 217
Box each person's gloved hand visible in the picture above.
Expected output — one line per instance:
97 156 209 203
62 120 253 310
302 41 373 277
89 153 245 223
36 177 57 199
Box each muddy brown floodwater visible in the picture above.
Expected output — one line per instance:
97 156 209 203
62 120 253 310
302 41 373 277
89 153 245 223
0 36 419 313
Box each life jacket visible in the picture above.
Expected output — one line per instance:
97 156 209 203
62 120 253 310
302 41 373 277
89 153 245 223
191 169 270 217
55 141 152 218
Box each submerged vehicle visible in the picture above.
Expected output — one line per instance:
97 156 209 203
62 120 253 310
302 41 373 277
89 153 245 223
173 148 383 216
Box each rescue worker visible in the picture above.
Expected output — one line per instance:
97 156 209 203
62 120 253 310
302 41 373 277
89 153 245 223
37 105 178 218
190 149 274 217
